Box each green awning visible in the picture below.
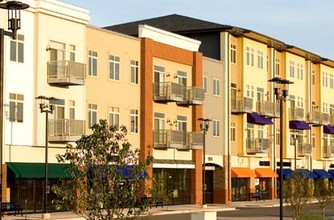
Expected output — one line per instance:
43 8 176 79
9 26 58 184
7 162 72 179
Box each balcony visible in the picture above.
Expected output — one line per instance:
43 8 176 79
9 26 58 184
306 111 322 126
256 101 280 118
153 130 188 150
297 143 312 157
48 119 85 142
246 138 270 154
322 113 330 125
153 82 185 102
330 115 334 126
47 60 86 86
289 107 304 121
323 144 334 158
188 132 203 150
177 86 204 106
231 97 253 114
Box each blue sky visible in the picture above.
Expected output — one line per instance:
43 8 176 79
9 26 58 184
63 0 334 59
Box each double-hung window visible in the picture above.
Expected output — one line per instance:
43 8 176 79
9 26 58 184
109 106 120 130
230 44 236 63
130 109 138 133
213 78 220 96
130 60 139 84
9 93 24 122
109 55 120 81
88 51 98 76
10 34 24 63
88 103 97 127
213 120 220 137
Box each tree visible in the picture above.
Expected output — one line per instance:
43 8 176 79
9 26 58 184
314 179 334 220
52 119 154 220
283 171 313 220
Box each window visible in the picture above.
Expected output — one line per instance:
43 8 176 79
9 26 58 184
330 74 334 89
246 85 254 98
154 112 165 130
88 104 97 127
312 73 315 85
231 44 236 63
177 71 187 86
231 122 236 141
275 58 280 76
213 79 220 96
10 34 24 63
177 115 187 131
8 93 24 122
88 50 97 76
251 48 254 66
246 47 250 65
297 63 303 80
276 128 280 146
130 60 139 84
203 76 208 94
130 109 138 133
213 120 220 137
322 72 328 87
289 61 295 78
69 100 75 120
69 45 75 62
109 55 120 80
257 50 263 69
109 106 120 130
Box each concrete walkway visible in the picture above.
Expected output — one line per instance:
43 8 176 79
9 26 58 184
2 199 281 220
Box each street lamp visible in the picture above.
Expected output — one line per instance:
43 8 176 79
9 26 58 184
198 117 211 208
268 77 293 220
36 96 56 215
0 1 28 219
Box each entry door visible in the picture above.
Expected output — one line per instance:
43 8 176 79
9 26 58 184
154 66 165 96
205 170 214 204
49 42 65 78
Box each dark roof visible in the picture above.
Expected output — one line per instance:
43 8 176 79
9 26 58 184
104 14 234 36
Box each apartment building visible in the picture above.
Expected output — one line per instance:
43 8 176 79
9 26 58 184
2 0 89 211
107 14 334 203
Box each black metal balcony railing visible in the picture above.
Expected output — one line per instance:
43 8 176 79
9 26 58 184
48 119 85 142
231 97 253 114
153 82 186 102
47 60 86 86
246 138 270 154
323 144 334 158
306 111 322 125
289 107 304 121
177 86 204 106
297 143 312 157
256 101 280 118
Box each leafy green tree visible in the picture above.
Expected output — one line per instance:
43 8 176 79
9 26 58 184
52 119 154 220
314 179 334 220
283 171 313 220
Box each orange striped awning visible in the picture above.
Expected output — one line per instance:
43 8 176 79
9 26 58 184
255 168 278 178
231 167 256 178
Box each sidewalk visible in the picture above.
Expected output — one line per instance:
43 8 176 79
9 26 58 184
2 200 281 220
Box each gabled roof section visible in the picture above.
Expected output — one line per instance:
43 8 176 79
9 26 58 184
104 14 234 36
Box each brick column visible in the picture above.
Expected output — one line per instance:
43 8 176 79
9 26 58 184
2 164 7 202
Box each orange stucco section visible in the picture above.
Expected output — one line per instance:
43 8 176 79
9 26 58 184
140 38 203 204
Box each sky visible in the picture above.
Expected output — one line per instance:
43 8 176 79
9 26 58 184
62 0 334 60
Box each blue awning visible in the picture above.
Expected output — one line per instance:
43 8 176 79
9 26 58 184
88 165 147 179
313 169 333 179
296 169 317 179
328 170 334 177
247 113 273 125
276 168 294 179
323 125 334 134
289 121 311 130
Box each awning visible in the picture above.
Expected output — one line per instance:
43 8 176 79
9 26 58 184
88 165 147 179
323 125 334 134
276 168 294 179
328 170 334 177
255 168 278 178
296 169 317 179
7 162 71 179
247 113 273 125
231 167 256 178
313 169 333 179
289 120 311 130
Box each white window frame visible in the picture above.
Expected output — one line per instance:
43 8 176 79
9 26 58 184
130 60 139 84
10 34 24 63
213 78 221 96
109 55 120 81
88 103 97 127
213 120 220 137
130 109 139 133
203 76 208 94
109 106 120 130
231 44 236 64
8 93 24 122
88 50 98 76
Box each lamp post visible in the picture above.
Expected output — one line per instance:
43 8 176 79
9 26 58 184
0 1 28 220
198 118 211 208
291 131 299 170
36 96 56 215
268 77 293 220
